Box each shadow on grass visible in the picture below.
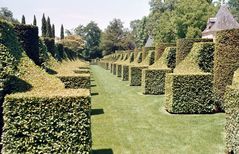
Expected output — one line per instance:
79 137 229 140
91 92 99 96
91 109 104 116
92 149 113 154
45 67 58 75
91 84 97 87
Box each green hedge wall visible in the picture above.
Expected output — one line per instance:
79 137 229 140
213 29 239 109
14 24 40 65
57 75 91 89
165 42 216 113
224 69 239 153
165 74 215 113
129 51 155 86
142 47 176 95
142 47 155 60
176 38 212 65
155 43 175 61
2 94 91 153
43 37 55 58
73 69 90 74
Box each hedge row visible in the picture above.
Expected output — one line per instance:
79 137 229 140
176 38 212 65
57 75 91 89
165 73 214 113
3 94 91 153
224 68 239 154
116 53 129 77
154 43 175 61
142 47 155 60
14 24 40 65
165 42 215 113
129 51 155 86
213 29 239 109
74 69 90 74
1 20 92 153
142 47 176 95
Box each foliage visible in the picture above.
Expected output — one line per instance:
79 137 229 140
213 28 239 109
84 21 102 59
130 17 148 47
14 24 40 65
228 0 239 22
43 37 55 58
59 35 84 57
176 38 212 65
46 17 52 38
142 47 176 95
0 7 19 23
60 24 64 39
57 75 91 89
100 19 128 55
21 15 25 24
41 14 47 37
33 15 37 26
52 24 55 38
224 75 239 153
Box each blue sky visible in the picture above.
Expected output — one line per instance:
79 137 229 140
0 0 150 37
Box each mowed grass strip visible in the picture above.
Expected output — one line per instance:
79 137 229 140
90 65 225 154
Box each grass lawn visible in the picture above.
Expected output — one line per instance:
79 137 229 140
90 65 225 154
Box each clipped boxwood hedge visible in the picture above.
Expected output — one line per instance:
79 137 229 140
2 94 91 153
14 24 40 65
224 69 239 153
73 69 90 74
213 29 239 109
165 73 214 113
154 43 175 61
116 53 128 77
176 38 212 65
43 37 55 58
142 47 176 95
142 47 155 60
165 42 215 113
57 75 91 89
129 51 155 86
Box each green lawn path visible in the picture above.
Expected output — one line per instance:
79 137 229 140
90 65 225 154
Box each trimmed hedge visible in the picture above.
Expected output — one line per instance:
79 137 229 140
74 69 90 74
121 52 134 81
154 43 175 61
116 53 129 77
213 29 239 109
142 47 155 60
176 38 212 65
129 51 155 86
57 75 91 89
165 42 216 113
142 47 176 95
43 37 55 58
224 69 239 153
165 73 214 113
2 94 91 153
14 24 40 65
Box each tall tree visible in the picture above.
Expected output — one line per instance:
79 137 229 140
84 21 102 58
0 7 18 23
60 24 64 39
33 15 37 26
21 15 26 24
100 19 124 55
41 14 47 37
46 17 52 37
74 24 85 38
52 24 55 38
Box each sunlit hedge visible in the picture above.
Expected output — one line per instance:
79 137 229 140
225 68 239 154
129 51 155 86
213 29 239 109
165 42 215 113
142 47 176 95
176 38 212 65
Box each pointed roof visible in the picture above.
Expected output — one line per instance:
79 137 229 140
145 35 154 47
203 4 239 34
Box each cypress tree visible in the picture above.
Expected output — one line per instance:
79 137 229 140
21 15 26 24
41 14 47 37
52 24 55 38
46 17 52 37
60 24 64 39
33 15 37 26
